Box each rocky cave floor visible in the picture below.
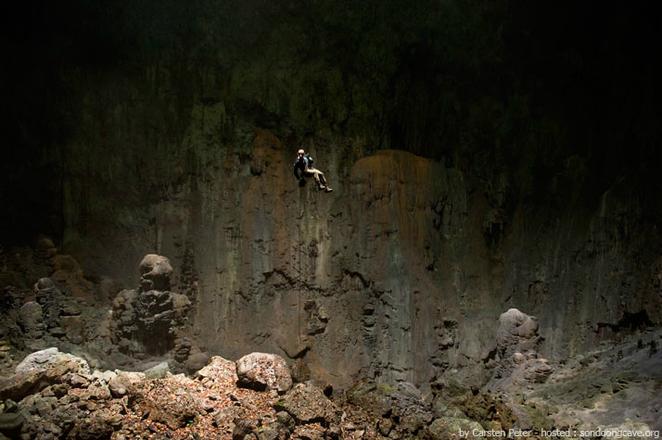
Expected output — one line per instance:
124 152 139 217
1 241 661 439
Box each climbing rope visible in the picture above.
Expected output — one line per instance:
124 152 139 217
297 186 304 346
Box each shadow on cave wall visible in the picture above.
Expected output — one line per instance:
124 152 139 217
3 0 661 245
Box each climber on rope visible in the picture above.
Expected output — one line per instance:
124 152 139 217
293 149 333 192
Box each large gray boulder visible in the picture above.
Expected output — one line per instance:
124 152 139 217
1 349 90 401
144 361 170 379
236 352 292 393
139 254 173 291
15 347 89 376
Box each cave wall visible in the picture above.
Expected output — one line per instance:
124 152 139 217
3 0 662 388
50 112 662 389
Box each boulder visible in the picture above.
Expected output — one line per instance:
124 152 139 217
432 399 467 419
144 361 170 379
496 308 540 356
18 301 45 339
185 352 211 373
64 372 91 388
233 418 257 439
90 369 117 384
492 308 552 385
348 380 432 423
51 254 93 298
34 277 55 291
108 371 145 397
290 424 326 440
139 254 173 291
347 380 392 417
236 352 292 393
68 413 116 440
130 379 202 430
196 356 238 388
16 348 89 376
521 357 553 383
0 399 24 439
60 315 85 344
81 382 112 401
35 237 57 258
110 287 190 356
1 349 89 401
274 382 340 425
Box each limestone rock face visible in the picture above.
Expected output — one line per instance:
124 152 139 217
2 6 661 434
236 352 292 393
7 128 658 392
